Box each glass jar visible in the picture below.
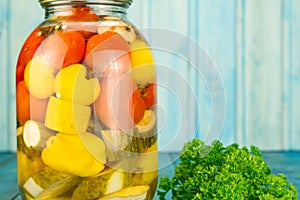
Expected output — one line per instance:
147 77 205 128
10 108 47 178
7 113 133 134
15 0 157 199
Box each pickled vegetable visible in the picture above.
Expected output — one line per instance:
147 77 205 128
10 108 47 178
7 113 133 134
23 167 81 199
140 83 156 109
23 178 43 198
16 28 46 84
42 31 86 69
16 6 158 199
17 151 45 185
84 31 131 78
132 143 158 185
23 120 56 149
54 64 100 105
71 168 131 200
36 176 81 200
97 19 137 43
94 75 145 130
98 185 150 200
41 132 106 177
24 56 57 99
101 128 157 164
130 40 156 85
136 110 156 135
45 96 91 134
16 81 49 124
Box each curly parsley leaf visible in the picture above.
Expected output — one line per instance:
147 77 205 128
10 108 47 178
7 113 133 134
157 139 298 200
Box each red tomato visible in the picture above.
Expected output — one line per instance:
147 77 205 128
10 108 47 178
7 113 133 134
130 89 146 124
16 81 49 124
42 31 86 69
16 28 46 83
85 31 130 56
84 31 131 78
58 6 99 39
94 75 145 130
141 83 156 109
16 66 26 85
16 81 30 124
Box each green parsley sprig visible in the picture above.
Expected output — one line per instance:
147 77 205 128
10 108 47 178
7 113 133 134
157 139 298 200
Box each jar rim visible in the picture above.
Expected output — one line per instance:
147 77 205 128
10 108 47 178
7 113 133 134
39 0 133 8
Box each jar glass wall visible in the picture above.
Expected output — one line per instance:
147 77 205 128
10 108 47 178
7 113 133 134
16 1 157 199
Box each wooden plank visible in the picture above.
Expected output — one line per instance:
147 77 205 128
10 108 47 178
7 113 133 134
197 0 236 145
236 0 246 146
132 0 200 151
281 0 291 150
243 0 284 150
263 151 300 194
128 0 151 28
141 0 234 151
154 0 196 151
0 153 18 199
237 0 300 151
288 1 300 150
0 0 9 151
128 0 144 27
132 0 234 150
187 0 211 143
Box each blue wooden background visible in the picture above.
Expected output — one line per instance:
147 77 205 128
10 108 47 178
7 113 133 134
0 0 300 152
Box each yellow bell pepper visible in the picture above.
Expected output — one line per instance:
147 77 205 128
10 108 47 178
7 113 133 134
41 132 106 177
45 96 91 134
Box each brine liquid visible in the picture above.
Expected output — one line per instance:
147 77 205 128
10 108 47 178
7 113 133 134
17 136 158 200
16 13 157 200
